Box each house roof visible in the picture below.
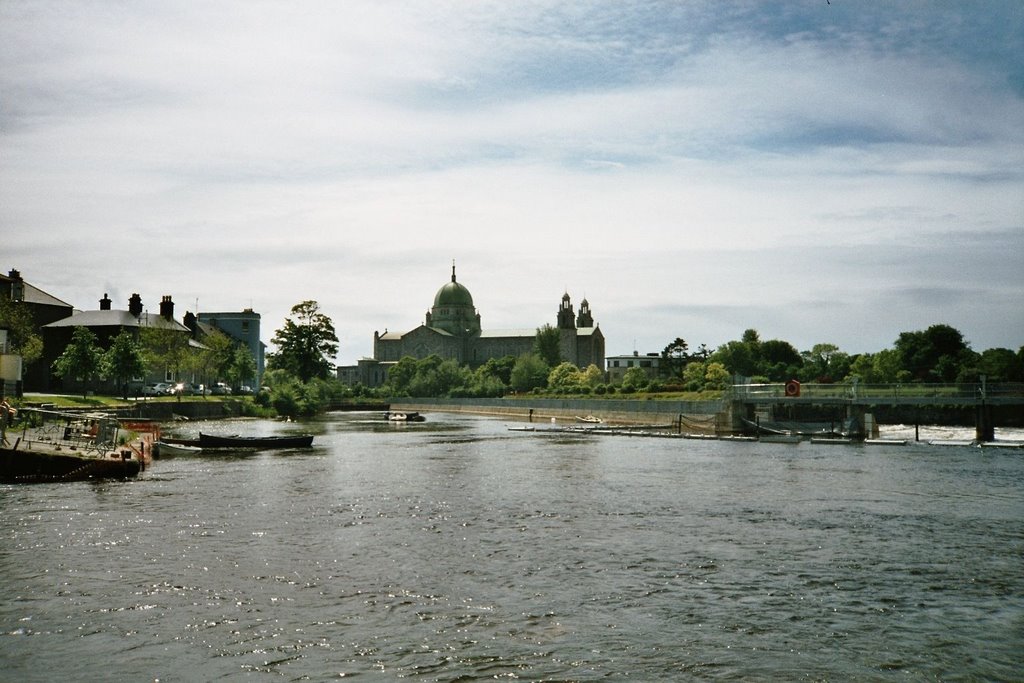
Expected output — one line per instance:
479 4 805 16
44 310 189 332
22 282 73 309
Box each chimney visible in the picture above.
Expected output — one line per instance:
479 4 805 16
159 295 174 321
128 293 143 318
183 311 198 338
99 293 112 310
8 269 24 302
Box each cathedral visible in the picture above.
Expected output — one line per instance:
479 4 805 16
337 265 605 387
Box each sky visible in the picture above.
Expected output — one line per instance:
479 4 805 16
2 0 1023 365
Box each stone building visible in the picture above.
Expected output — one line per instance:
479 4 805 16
338 265 605 387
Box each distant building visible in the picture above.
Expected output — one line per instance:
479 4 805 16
606 351 664 383
43 293 193 391
338 265 605 387
190 309 265 388
1 269 75 392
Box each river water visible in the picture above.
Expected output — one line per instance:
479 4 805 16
1 412 1022 681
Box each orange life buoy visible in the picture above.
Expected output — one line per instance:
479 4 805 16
784 380 801 397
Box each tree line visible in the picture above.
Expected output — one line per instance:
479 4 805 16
265 301 1023 406
16 295 1018 412
47 325 256 399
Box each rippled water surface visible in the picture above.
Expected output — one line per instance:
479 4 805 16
2 413 1022 681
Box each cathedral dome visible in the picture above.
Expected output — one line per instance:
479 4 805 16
433 280 474 308
433 265 474 308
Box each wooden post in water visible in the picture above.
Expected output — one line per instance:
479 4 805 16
975 376 994 443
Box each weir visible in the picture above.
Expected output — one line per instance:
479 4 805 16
390 382 1023 441
729 381 1023 441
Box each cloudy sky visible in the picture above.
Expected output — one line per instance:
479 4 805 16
2 1 1022 364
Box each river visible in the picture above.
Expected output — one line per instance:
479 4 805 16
1 412 1022 681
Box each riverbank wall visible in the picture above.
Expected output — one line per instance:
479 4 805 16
389 397 726 433
389 397 1024 433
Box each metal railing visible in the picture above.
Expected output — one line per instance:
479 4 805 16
729 382 1024 402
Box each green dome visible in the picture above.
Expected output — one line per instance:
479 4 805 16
433 268 474 308
433 281 473 307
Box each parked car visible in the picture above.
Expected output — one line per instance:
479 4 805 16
236 385 253 395
172 382 194 395
142 383 165 396
210 383 232 395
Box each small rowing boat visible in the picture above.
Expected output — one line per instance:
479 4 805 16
197 433 314 449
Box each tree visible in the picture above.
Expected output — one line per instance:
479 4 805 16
548 362 584 392
534 324 561 368
103 329 146 399
757 339 803 381
226 344 258 390
661 337 689 378
894 324 971 382
52 326 104 398
800 343 850 383
384 356 419 396
621 366 649 391
682 361 707 391
703 361 730 390
582 364 604 388
190 328 235 390
477 355 517 386
141 326 190 384
0 297 44 369
510 353 549 392
269 300 339 382
711 340 758 378
975 348 1023 382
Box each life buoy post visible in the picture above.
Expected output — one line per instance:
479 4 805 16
784 380 801 397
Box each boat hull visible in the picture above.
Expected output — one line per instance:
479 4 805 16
198 433 314 449
1 447 142 483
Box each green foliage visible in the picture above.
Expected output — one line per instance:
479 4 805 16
661 337 689 378
534 324 561 367
225 344 258 390
52 326 104 398
477 355 517 386
620 366 649 390
682 361 707 391
103 329 146 399
0 297 43 368
510 353 549 393
703 362 730 390
799 343 851 383
547 361 584 392
894 324 971 382
975 347 1023 382
268 300 339 382
141 326 191 382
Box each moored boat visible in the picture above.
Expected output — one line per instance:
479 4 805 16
1 407 144 483
155 440 203 457
385 411 426 422
198 432 314 449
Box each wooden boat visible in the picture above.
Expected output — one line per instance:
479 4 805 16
1 445 142 483
575 415 603 424
198 432 314 449
1 407 144 483
155 440 203 457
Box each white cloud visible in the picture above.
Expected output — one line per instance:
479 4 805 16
2 1 1022 364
